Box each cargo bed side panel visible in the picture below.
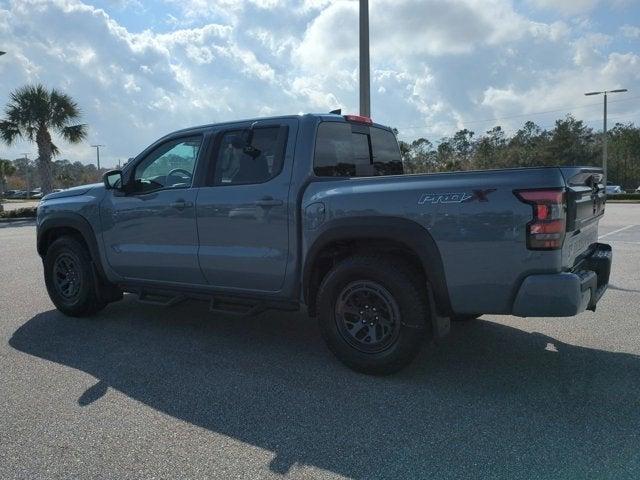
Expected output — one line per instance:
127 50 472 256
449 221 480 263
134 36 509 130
302 167 569 316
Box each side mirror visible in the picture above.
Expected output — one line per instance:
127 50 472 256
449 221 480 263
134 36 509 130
103 170 123 190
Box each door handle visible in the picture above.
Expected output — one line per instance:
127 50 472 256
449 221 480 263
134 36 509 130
170 200 193 210
254 197 283 207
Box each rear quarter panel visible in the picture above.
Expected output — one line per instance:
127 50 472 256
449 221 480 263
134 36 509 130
302 167 568 315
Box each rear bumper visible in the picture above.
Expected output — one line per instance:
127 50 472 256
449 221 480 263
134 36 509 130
512 243 612 317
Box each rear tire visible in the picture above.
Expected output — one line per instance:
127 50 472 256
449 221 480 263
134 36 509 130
316 254 429 375
44 236 107 317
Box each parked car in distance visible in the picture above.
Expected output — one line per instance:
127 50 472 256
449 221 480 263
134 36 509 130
2 190 22 198
605 184 625 195
36 113 612 374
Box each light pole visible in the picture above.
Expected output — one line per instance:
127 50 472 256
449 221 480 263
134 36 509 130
91 144 105 171
584 89 628 185
359 0 370 117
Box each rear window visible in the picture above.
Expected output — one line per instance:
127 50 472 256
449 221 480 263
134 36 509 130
314 122 403 177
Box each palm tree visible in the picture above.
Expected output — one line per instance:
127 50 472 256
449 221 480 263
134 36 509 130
0 85 87 194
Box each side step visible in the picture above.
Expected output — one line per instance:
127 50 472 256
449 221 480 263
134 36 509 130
136 290 187 307
209 298 266 317
125 286 299 317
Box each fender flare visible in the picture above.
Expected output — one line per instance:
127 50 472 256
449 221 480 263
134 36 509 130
303 216 452 318
37 212 107 281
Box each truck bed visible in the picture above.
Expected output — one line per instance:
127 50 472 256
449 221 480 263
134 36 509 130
302 166 605 316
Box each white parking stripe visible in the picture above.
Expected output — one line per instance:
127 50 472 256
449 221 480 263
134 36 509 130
599 224 636 239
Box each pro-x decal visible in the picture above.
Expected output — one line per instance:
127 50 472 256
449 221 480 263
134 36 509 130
418 189 496 205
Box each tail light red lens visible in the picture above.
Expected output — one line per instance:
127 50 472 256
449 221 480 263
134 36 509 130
515 189 566 250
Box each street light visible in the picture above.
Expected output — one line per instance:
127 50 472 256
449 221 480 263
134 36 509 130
359 0 370 117
584 89 628 185
0 51 5 56
91 144 105 170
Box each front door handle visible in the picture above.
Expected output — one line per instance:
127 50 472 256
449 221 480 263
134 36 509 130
254 197 283 207
170 199 193 210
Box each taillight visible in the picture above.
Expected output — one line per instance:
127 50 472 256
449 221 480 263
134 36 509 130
515 189 566 250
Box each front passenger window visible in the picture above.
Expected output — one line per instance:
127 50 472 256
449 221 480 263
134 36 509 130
133 136 202 193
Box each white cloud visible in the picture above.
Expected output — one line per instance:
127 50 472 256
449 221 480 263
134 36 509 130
620 24 640 39
528 0 600 15
573 33 612 66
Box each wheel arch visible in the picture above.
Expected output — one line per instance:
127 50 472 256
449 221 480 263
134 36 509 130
303 217 452 317
37 213 107 280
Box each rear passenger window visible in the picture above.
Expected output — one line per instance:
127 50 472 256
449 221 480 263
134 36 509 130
313 122 403 177
213 126 288 185
370 127 404 176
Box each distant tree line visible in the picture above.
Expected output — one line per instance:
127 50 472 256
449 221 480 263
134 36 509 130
396 115 640 189
0 157 105 191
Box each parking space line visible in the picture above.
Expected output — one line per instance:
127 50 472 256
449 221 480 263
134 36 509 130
599 225 636 240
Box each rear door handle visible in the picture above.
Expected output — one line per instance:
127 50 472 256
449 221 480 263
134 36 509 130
254 197 283 207
170 200 193 210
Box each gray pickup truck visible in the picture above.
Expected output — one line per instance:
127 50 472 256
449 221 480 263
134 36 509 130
37 113 612 374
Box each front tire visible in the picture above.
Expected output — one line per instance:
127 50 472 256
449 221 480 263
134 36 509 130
316 255 429 375
44 236 107 317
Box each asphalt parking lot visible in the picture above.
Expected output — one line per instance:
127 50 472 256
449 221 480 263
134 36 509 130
1 204 639 479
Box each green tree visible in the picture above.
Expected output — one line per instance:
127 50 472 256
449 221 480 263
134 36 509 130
547 115 597 166
0 158 16 196
0 85 87 194
475 126 507 169
405 138 437 173
506 121 547 167
608 123 640 189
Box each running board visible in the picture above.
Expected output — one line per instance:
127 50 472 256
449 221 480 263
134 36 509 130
121 283 299 316
209 298 266 317
136 290 187 307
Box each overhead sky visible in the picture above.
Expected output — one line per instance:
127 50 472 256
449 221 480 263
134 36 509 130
0 0 639 166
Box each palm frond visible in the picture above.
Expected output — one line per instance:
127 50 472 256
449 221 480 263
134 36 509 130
7 84 50 127
60 124 87 144
50 89 82 128
0 120 22 145
50 142 60 157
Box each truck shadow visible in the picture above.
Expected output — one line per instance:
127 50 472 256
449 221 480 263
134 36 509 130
9 297 640 479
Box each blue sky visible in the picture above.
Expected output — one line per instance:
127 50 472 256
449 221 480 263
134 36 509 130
0 0 639 166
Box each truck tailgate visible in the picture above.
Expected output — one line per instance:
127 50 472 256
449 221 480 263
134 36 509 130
560 167 606 268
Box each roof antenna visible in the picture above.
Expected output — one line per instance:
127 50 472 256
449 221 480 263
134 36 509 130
329 108 342 115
